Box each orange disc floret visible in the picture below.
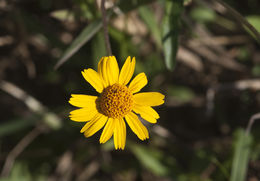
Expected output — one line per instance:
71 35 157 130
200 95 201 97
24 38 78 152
98 83 133 118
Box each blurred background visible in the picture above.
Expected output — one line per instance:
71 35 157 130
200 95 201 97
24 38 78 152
0 0 260 180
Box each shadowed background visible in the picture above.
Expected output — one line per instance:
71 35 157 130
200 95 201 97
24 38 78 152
0 0 260 180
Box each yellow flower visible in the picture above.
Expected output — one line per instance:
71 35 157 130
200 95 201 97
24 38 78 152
69 56 165 150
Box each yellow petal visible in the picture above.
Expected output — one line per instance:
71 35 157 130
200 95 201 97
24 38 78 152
125 112 149 140
116 119 122 149
128 73 148 93
134 92 165 106
133 104 159 124
113 119 119 150
107 56 119 85
69 108 98 122
99 118 115 143
98 57 109 87
82 69 104 93
119 118 126 150
84 114 108 137
97 57 104 75
113 118 126 150
69 94 97 108
80 113 102 133
118 56 136 85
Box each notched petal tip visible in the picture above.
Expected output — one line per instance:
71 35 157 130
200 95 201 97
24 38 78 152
99 139 104 144
119 56 136 85
115 147 124 150
81 69 87 78
161 93 165 100
106 55 119 85
153 92 165 101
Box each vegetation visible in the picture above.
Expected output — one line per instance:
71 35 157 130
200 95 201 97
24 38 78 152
0 0 260 180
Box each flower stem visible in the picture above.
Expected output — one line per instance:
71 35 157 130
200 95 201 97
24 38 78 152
101 0 112 56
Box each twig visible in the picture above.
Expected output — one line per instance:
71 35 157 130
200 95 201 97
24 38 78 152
177 46 204 72
76 161 99 181
0 80 61 129
0 80 45 113
153 125 176 139
1 126 45 177
189 35 250 46
101 0 112 56
0 36 13 46
201 163 216 179
187 39 246 72
212 0 260 42
246 113 260 136
15 42 36 79
48 151 74 181
183 18 246 72
216 79 260 91
206 79 260 116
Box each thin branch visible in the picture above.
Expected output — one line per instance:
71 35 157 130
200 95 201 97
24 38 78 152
0 80 61 129
1 126 46 177
206 79 260 116
101 0 112 56
213 0 260 42
76 161 99 181
246 113 260 136
0 80 45 113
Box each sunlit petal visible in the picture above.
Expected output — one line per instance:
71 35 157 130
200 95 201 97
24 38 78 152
69 108 98 122
82 69 104 93
125 112 149 140
98 57 109 87
119 56 136 85
80 113 103 133
84 115 108 137
134 92 165 106
100 118 115 144
128 73 148 93
69 94 97 108
107 56 119 85
133 104 159 124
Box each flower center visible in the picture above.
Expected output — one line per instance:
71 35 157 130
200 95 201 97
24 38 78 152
98 83 133 119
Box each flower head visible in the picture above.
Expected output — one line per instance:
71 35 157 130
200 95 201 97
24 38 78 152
69 56 165 150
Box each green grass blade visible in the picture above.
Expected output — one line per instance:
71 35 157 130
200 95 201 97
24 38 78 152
230 129 253 181
246 16 260 33
92 31 107 64
130 144 169 176
214 0 260 43
139 6 161 48
162 0 183 71
0 118 35 137
246 15 260 41
55 19 102 69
